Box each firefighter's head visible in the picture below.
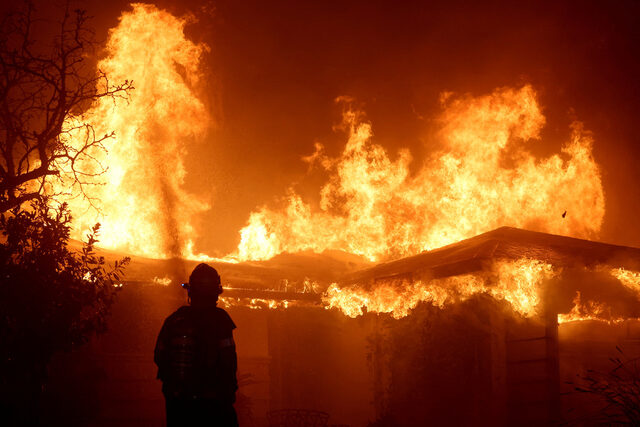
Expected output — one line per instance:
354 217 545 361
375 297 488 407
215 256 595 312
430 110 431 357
184 263 222 306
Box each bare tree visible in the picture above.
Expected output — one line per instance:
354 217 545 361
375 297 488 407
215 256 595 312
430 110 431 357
569 346 640 425
0 2 132 213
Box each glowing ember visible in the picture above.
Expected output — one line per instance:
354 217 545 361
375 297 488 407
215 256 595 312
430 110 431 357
152 276 172 286
219 298 292 310
237 86 604 262
54 4 210 259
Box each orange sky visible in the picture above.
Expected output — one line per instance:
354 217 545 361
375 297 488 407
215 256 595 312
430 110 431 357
20 0 640 256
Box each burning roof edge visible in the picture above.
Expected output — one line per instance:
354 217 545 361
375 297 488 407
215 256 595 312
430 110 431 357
345 227 640 283
101 226 640 303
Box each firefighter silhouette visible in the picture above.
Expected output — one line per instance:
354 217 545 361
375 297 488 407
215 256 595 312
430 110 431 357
155 263 238 426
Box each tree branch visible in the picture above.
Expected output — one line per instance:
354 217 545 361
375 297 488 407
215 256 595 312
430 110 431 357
0 2 132 213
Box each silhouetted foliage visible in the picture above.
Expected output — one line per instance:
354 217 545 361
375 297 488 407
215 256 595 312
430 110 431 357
569 346 640 425
0 198 129 424
0 1 132 213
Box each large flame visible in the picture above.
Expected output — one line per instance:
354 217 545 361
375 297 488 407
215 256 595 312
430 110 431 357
322 261 640 322
44 5 628 324
55 4 209 259
237 86 605 262
557 267 640 323
322 258 556 319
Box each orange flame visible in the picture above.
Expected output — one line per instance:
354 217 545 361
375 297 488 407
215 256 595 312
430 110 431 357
322 258 556 319
611 267 640 293
55 4 210 259
219 298 292 311
322 261 640 321
237 86 604 262
557 292 620 324
557 267 640 323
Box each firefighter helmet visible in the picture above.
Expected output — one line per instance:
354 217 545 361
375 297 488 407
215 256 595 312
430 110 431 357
182 263 223 296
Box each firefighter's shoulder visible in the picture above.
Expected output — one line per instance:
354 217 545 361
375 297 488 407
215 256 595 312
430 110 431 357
163 305 192 325
213 307 237 331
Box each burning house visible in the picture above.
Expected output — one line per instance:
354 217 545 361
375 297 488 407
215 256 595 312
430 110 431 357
5 1 638 426
42 226 640 426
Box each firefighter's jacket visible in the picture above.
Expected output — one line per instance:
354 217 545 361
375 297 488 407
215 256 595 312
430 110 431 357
154 305 237 401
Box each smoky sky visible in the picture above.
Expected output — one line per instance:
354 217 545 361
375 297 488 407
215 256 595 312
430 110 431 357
16 0 640 256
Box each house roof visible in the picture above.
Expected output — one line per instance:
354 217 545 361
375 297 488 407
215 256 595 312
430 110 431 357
100 227 640 306
346 227 640 283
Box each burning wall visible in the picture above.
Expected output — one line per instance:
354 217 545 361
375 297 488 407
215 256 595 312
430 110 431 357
322 227 640 323
109 224 640 333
